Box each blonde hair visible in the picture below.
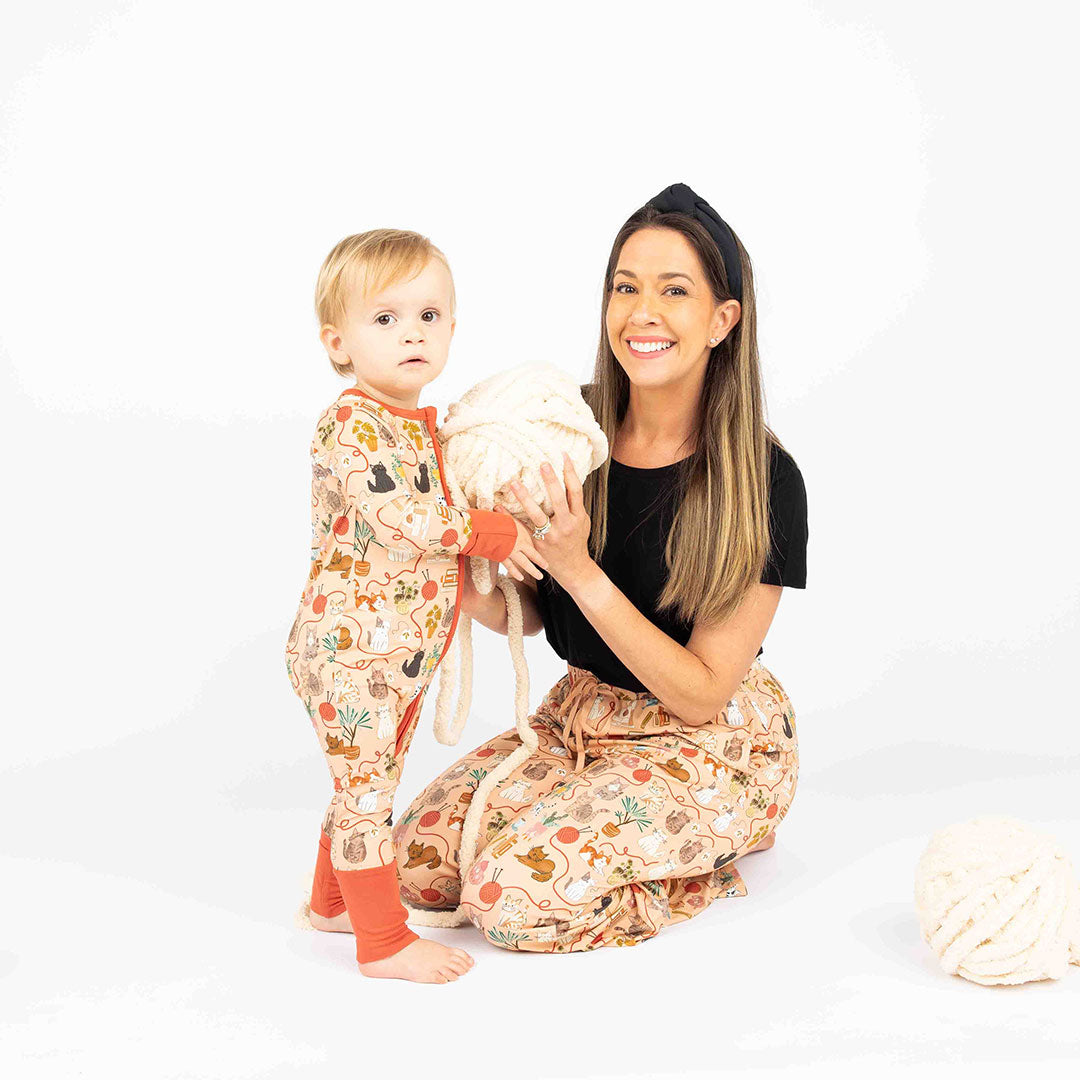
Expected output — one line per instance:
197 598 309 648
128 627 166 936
583 210 786 628
314 228 456 378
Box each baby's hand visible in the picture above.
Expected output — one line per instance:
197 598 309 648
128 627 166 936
495 506 547 583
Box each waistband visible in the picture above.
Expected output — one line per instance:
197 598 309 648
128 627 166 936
549 660 768 773
549 665 674 773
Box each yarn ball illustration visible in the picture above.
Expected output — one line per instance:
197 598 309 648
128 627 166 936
436 361 609 519
913 816 1080 986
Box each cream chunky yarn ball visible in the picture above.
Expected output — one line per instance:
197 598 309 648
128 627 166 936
437 361 609 525
914 816 1080 985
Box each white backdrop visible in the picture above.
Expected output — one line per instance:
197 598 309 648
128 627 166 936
2 2 1078 1078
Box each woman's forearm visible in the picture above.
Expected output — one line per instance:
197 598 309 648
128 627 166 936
463 576 545 637
565 562 725 726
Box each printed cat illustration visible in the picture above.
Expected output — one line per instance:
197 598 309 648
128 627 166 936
724 699 747 727
723 735 745 762
376 702 395 738
564 871 599 902
497 895 527 930
679 838 704 864
343 828 366 864
578 839 609 872
514 846 555 882
355 587 388 614
405 840 442 870
569 794 596 823
326 549 353 579
522 760 553 781
499 777 532 803
595 776 628 800
367 463 396 493
657 757 691 783
366 612 392 653
639 826 670 857
365 667 390 701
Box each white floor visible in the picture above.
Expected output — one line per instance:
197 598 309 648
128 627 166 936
2 633 1078 1079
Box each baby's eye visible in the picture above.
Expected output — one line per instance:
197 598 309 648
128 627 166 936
376 314 395 326
421 310 439 322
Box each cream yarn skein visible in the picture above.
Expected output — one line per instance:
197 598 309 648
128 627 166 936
914 816 1080 985
403 362 607 929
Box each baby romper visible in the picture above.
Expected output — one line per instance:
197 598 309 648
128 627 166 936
284 384 518 962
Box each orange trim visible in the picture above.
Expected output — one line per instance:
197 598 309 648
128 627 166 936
461 508 518 561
341 385 436 420
425 412 464 678
394 691 422 758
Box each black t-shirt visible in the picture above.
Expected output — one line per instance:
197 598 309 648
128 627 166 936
534 441 808 694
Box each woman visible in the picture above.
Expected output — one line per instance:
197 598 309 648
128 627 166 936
393 182 808 954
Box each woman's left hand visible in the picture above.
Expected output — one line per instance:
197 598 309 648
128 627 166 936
508 452 596 592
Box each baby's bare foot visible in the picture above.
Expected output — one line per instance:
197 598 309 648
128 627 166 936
358 938 475 984
308 909 353 933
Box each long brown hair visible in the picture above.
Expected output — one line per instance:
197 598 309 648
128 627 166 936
582 206 786 627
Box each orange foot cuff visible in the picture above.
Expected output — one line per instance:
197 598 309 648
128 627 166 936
336 861 420 964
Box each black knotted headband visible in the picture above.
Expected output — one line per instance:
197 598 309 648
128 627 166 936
643 182 742 302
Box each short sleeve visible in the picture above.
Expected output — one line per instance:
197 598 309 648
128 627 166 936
761 445 808 588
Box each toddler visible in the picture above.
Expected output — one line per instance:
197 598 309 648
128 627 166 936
284 229 541 983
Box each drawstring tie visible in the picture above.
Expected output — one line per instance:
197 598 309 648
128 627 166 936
552 670 621 772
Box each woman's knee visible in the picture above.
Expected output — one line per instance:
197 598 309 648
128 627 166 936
395 819 464 909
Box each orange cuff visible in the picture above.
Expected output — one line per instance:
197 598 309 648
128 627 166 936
336 862 420 963
462 507 518 562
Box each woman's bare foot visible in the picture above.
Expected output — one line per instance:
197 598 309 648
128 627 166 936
746 831 777 853
358 938 475 983
308 908 352 933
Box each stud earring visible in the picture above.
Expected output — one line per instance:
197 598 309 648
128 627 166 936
709 337 719 346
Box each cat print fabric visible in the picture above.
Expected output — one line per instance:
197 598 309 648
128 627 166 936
284 385 517 878
394 658 799 952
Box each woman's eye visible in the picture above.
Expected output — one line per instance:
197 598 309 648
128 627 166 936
613 282 686 296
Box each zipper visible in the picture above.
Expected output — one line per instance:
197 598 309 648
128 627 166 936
392 414 464 753
424 413 466 673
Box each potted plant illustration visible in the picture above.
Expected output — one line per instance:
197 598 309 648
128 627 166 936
337 704 371 759
394 579 419 613
601 796 653 837
353 517 375 577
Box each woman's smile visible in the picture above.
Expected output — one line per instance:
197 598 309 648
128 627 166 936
626 336 676 358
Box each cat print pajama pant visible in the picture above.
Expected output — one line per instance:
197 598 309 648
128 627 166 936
392 658 800 952
284 385 517 962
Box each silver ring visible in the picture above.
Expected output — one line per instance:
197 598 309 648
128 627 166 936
532 519 551 540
